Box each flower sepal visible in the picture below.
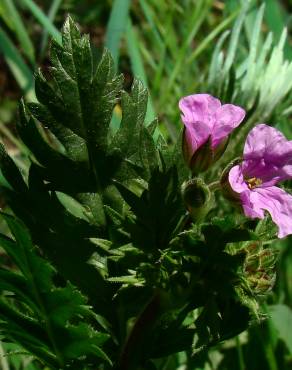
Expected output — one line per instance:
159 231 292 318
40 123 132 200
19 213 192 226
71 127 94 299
186 136 230 175
220 157 242 204
185 136 213 174
213 136 229 162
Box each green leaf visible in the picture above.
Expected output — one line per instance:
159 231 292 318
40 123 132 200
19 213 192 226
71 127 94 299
269 304 292 354
112 79 148 153
115 167 184 252
150 328 196 358
0 143 27 192
0 214 111 368
27 102 88 162
0 157 114 320
49 19 123 149
18 102 94 193
110 78 159 181
24 17 137 193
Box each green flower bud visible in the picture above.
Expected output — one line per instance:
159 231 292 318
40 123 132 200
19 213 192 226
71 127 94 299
181 178 212 222
243 242 277 295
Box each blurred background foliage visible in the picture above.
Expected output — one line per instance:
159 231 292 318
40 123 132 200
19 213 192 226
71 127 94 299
1 0 292 369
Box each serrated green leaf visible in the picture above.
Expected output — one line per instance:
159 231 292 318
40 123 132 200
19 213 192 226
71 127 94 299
0 215 111 368
0 143 27 193
107 275 144 284
27 102 88 162
112 79 148 153
115 167 184 252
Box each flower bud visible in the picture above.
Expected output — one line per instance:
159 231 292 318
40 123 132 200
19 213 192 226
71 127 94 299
243 242 277 295
179 93 245 174
181 178 212 221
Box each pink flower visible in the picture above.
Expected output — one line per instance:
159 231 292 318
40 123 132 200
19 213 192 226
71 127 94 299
179 94 245 172
229 124 292 238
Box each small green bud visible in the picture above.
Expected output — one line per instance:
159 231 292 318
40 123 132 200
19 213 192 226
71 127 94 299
252 249 277 273
181 178 212 221
243 242 278 295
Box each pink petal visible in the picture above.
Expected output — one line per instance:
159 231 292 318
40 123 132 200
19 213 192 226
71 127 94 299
243 124 292 185
242 186 292 238
179 94 221 155
240 191 265 219
182 121 211 163
228 164 249 193
228 165 264 218
212 104 245 148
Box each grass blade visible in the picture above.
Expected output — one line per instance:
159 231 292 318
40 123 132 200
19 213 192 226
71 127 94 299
160 0 213 106
264 0 292 60
138 0 163 51
187 9 240 64
1 0 35 64
21 0 62 45
264 0 286 38
241 3 265 98
105 0 131 69
0 27 34 98
208 30 230 87
40 0 62 57
223 2 249 77
126 19 155 123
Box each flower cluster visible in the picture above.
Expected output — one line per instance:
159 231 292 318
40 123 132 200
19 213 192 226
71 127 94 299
179 93 292 238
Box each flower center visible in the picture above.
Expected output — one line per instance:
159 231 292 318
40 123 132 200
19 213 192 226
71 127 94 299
246 177 262 189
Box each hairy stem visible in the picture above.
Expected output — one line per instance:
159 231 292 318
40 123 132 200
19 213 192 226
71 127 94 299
208 180 221 191
116 291 162 370
236 335 245 370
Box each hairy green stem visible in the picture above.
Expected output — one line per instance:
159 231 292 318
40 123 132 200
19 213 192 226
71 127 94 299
116 291 161 370
236 335 245 370
265 342 278 370
0 340 9 370
208 180 221 191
